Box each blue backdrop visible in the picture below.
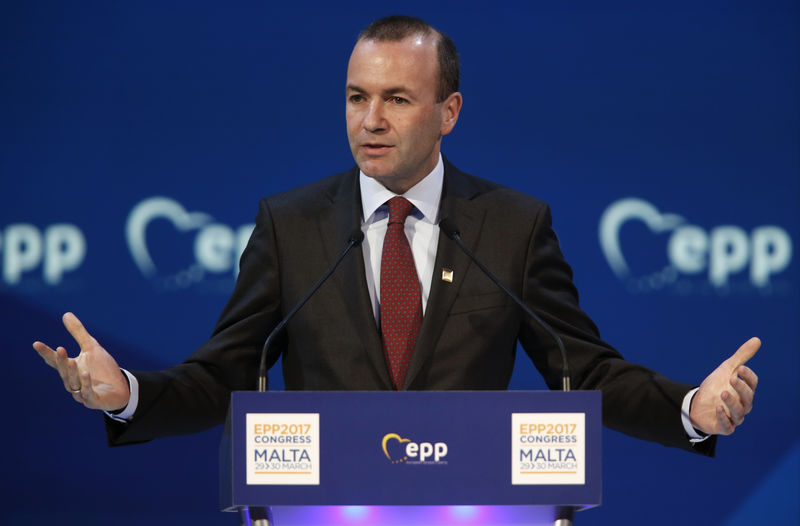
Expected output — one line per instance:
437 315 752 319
3 1 798 525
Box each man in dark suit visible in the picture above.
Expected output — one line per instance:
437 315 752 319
33 16 759 455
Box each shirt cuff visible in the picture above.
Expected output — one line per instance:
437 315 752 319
104 369 139 422
681 387 710 443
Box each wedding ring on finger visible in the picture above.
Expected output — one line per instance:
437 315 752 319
70 386 81 394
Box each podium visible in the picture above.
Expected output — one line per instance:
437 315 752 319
220 391 601 526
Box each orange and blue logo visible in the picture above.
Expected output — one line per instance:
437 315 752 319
381 432 448 465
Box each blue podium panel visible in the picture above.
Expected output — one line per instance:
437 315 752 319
221 391 601 511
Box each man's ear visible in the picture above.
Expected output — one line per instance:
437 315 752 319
440 92 463 136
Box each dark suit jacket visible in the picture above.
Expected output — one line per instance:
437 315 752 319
107 159 715 455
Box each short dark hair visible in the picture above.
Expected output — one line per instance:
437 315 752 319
358 15 460 102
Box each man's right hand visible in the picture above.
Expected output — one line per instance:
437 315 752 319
33 312 131 412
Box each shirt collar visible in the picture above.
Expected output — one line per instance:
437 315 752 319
359 154 444 224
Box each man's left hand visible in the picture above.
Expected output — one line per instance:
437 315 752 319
690 337 760 436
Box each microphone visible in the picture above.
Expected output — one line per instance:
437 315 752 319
257 228 365 391
438 218 571 391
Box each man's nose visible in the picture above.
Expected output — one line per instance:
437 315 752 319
363 100 387 132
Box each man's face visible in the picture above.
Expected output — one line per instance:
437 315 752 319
346 35 461 194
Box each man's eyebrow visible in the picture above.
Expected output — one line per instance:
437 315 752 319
383 87 411 96
345 84 411 96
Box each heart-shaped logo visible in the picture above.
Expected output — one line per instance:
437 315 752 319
125 196 212 277
381 433 411 464
599 197 684 279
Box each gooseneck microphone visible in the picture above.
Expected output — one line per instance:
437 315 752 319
257 228 365 391
438 218 572 391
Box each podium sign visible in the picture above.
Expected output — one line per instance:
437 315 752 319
221 390 600 516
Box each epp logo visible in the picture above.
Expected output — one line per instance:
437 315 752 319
125 197 254 290
0 223 86 286
381 433 448 465
599 198 792 292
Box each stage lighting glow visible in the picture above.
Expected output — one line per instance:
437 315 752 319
339 506 370 521
448 505 481 521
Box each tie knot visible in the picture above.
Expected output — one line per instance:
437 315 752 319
387 196 415 224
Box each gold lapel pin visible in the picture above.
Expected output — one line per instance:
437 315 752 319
441 268 454 283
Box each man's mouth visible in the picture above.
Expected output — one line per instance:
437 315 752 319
362 143 393 152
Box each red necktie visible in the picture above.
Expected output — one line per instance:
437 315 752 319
380 196 422 390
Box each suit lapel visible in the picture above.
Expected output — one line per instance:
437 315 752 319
402 161 487 389
318 169 393 389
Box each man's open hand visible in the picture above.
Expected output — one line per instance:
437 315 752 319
33 312 130 412
690 337 760 436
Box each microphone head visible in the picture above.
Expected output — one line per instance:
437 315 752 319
349 228 366 244
439 218 460 240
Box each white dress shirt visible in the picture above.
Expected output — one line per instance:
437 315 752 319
359 154 443 321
